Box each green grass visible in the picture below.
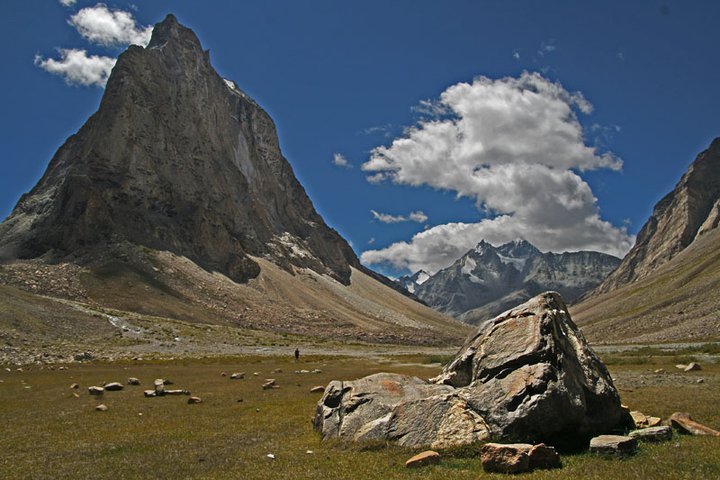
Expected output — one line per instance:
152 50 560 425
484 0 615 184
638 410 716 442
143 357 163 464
1 356 719 479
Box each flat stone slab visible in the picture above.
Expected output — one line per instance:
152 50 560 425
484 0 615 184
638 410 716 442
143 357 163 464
670 412 720 436
589 435 637 455
629 426 673 442
405 450 441 468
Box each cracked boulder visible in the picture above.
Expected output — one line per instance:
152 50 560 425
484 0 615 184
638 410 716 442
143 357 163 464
313 292 623 448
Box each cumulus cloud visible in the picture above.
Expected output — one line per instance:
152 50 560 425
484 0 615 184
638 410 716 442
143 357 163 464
59 0 77 6
360 71 633 273
34 49 116 87
69 4 152 47
332 153 351 168
371 210 428 224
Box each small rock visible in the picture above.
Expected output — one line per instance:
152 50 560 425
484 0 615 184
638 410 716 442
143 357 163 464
95 404 108 411
74 352 94 362
58 366 67 371
253 372 260 376
262 379 276 390
144 390 157 397
266 454 275 460
88 386 104 395
670 412 720 436
104 382 124 391
188 396 202 404
312 369 322 374
230 372 245 380
165 389 191 396
163 379 174 385
653 368 665 374
306 450 314 455
405 450 441 468
629 426 673 442
310 386 325 393
154 379 165 395
697 378 705 384
220 372 227 377
675 364 687 370
480 443 531 473
299 369 309 374
72 392 80 398
589 435 637 455
70 383 79 389
684 362 701 372
272 368 283 373
528 443 561 470
128 378 141 385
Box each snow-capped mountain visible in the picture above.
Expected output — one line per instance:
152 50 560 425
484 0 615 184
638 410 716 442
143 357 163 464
398 239 620 325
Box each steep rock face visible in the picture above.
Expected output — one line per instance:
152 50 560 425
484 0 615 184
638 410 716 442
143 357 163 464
314 292 624 448
0 15 358 284
402 240 619 324
595 138 720 293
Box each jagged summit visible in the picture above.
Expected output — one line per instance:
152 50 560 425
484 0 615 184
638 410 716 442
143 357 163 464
399 239 620 324
0 15 360 284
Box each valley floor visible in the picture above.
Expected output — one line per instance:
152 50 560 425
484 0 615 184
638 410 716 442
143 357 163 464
1 348 719 479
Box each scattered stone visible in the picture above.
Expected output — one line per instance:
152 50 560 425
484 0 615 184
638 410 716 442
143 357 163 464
684 362 701 372
163 379 174 385
58 366 67 371
220 372 227 377
527 443 561 470
653 368 665 374
262 379 276 390
266 454 275 460
629 426 673 442
697 378 705 384
299 369 310 374
128 378 141 385
670 412 720 436
310 386 325 393
675 364 687 370
405 450 441 468
629 410 661 428
312 369 322 374
589 435 638 455
272 368 282 373
164 389 191 396
88 386 104 395
230 372 245 380
314 292 624 448
70 383 79 389
4 368 11 372
72 392 80 398
104 382 124 391
154 379 165 395
188 396 202 404
144 390 156 398
306 450 313 455
480 443 531 474
73 352 94 362
253 372 260 376
95 404 108 412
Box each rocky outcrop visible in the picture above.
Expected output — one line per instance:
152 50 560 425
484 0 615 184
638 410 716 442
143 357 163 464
595 138 720 293
0 15 359 285
400 240 620 324
313 292 623 448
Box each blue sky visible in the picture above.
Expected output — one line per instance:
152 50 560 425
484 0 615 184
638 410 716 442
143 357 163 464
1 1 719 277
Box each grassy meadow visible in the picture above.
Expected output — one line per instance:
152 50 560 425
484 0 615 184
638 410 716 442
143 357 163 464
1 350 719 479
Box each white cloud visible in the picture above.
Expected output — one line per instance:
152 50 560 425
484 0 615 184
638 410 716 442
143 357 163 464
59 0 77 6
34 49 116 87
512 50 520 60
371 210 428 224
332 153 351 168
360 71 632 273
69 4 153 47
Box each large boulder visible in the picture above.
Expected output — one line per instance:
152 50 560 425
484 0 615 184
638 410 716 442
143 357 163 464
314 292 623 448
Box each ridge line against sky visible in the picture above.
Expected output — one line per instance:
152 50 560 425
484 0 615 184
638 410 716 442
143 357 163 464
3 1 720 277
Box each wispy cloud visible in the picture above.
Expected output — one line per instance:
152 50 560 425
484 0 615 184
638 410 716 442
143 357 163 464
332 153 352 168
512 50 520 60
59 0 77 7
361 72 631 273
371 210 428 224
357 124 393 137
34 49 116 87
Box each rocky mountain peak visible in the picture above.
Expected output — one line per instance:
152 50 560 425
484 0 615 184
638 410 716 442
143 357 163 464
0 15 361 285
594 137 720 293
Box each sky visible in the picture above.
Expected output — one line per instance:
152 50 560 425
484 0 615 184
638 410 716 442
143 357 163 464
1 1 719 278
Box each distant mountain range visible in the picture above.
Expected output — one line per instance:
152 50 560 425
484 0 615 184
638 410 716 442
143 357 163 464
398 239 620 325
574 137 720 343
